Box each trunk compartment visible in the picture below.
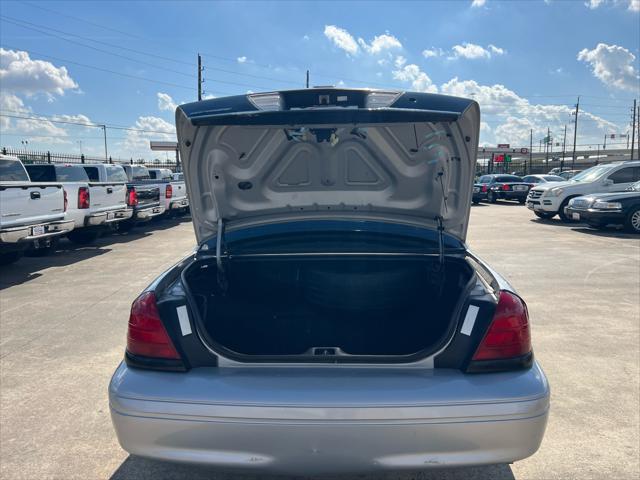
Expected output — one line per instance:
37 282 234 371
184 255 474 361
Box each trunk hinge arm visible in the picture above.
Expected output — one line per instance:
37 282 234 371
216 217 228 292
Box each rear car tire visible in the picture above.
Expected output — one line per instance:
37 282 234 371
0 251 23 266
534 211 555 219
557 198 575 223
625 206 640 233
118 220 135 233
518 198 526 204
472 199 480 205
487 191 497 203
67 228 101 245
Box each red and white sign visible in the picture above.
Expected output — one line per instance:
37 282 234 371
497 143 510 149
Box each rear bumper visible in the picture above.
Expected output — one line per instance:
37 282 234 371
0 219 75 244
170 198 189 210
494 190 528 201
109 362 549 475
85 208 134 226
133 204 165 221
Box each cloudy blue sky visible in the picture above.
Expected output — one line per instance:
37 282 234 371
0 0 639 160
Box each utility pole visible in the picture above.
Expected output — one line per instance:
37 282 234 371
529 129 533 175
572 96 580 169
603 133 607 150
102 125 108 162
561 124 567 172
545 127 550 167
197 53 203 101
306 70 310 88
630 99 637 161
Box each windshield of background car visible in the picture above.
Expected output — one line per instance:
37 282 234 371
0 159 29 181
543 175 565 182
569 165 613 183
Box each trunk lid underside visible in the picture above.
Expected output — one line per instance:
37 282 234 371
176 89 480 244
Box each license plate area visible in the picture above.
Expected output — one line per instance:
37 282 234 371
572 212 580 220
31 225 46 236
514 185 528 191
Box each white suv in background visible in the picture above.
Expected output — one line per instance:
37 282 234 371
526 161 640 221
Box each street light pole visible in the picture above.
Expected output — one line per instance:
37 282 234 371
561 124 567 172
572 96 580 169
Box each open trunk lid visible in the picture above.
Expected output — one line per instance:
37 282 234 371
175 88 480 244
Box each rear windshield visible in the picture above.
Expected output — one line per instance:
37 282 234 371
83 166 100 182
106 166 128 182
25 165 56 182
494 175 522 182
55 165 90 182
0 159 29 182
130 166 150 180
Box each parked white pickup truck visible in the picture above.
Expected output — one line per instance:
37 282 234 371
25 163 132 243
147 168 189 215
526 161 640 221
0 155 75 264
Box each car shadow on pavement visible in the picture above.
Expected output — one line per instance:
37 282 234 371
571 226 638 239
110 456 515 480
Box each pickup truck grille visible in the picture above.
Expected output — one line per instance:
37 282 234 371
528 189 544 200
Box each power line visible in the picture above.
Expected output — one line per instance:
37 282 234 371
23 1 144 40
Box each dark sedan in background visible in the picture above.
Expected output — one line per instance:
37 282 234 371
473 174 531 204
565 181 640 233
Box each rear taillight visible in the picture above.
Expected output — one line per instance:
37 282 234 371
467 291 532 372
166 184 173 199
481 185 488 192
78 187 90 209
126 291 181 360
127 188 138 207
63 189 68 212
502 184 511 191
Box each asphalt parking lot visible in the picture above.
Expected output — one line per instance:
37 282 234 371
1 206 639 480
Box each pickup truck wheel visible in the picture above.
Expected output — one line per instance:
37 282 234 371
625 207 640 233
558 198 576 222
487 191 497 203
534 211 555 219
67 229 101 245
0 251 23 266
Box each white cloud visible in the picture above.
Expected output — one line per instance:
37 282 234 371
422 47 444 58
584 0 640 10
303 35 310 41
438 77 618 146
577 43 639 91
323 25 359 55
120 116 176 158
157 92 178 112
237 56 247 63
324 26 402 56
357 33 402 55
0 48 78 98
392 64 437 93
394 56 407 68
471 0 486 7
451 42 504 60
488 44 505 55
